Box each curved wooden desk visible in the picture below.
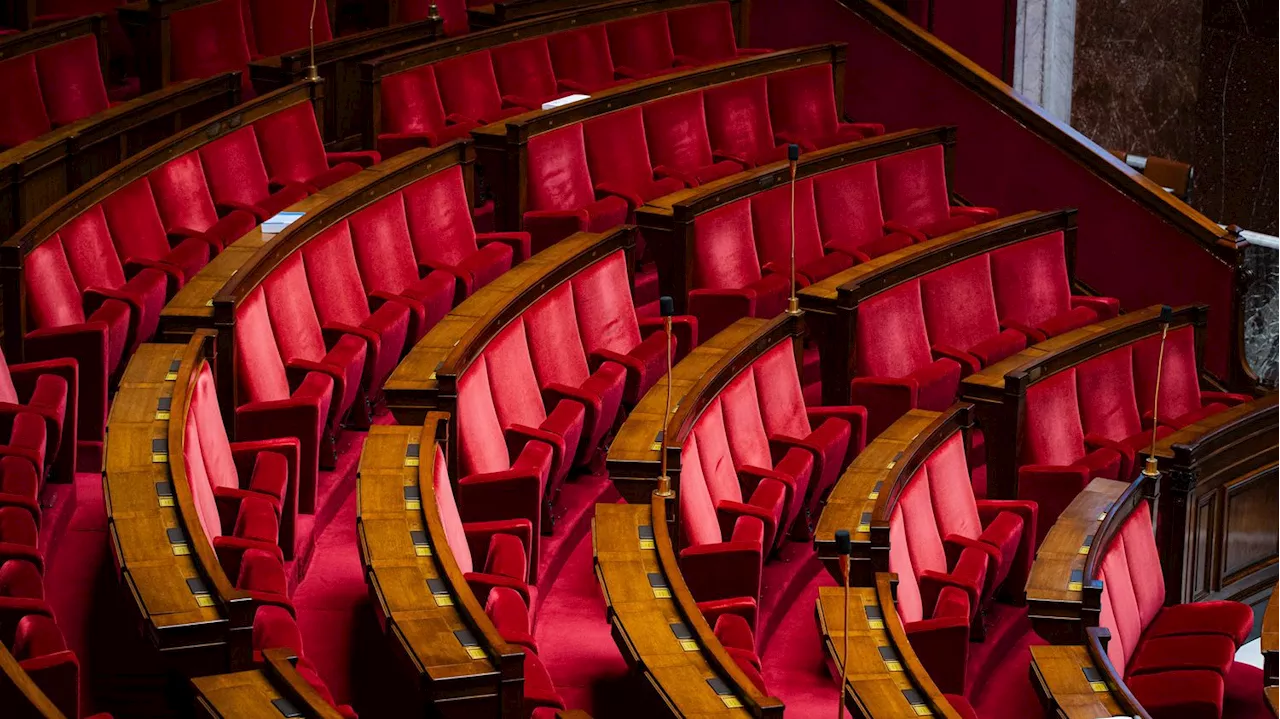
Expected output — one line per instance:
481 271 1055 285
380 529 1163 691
815 575 965 718
1029 643 1141 719
357 411 524 717
594 499 783 717
192 648 347 719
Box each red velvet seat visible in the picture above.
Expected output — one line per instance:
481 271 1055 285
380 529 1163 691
33 33 110 128
11 614 82 719
522 649 567 713
0 349 74 485
103 177 212 290
0 558 50 645
0 507 41 572
491 37 565 112
244 0 332 58
812 161 915 262
703 77 790 169
688 201 790 339
149 153 259 253
1132 326 1249 430
0 54 51 148
433 50 525 126
547 25 619 94
877 145 997 240
523 124 629 252
668 2 765 66
989 231 1119 342
254 103 379 193
606 11 680 79
582 107 685 212
851 281 963 439
251 606 357 717
767 64 883 151
233 288 333 513
1018 369 1122 542
168 0 256 98
919 255 1028 376
643 91 742 186
1076 347 1170 479
378 64 480 157
0 458 42 526
692 401 790 554
199 127 312 222
399 165 529 300
749 179 854 285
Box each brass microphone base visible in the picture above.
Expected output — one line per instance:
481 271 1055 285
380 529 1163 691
655 475 674 498
787 297 801 315
306 66 320 82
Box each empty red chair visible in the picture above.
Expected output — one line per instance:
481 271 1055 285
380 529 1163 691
148 153 259 253
1018 369 1122 542
523 124 629 252
668 2 765 65
254 103 379 193
168 0 255 97
244 0 332 58
703 77 790 168
378 65 480 157
1076 346 1169 479
397 0 468 35
200 127 312 222
0 507 41 572
750 179 853 284
547 25 619 93
571 252 693 404
521 649 567 714
919 256 1027 375
1132 326 1249 430
33 33 109 128
877 146 997 240
988 231 1119 341
0 558 50 644
643 91 742 186
0 54 51 148
607 11 679 79
583 107 684 211
851 281 962 438
233 288 333 513
0 349 74 485
11 614 81 718
491 37 563 112
0 458 42 526
688 201 790 339
400 165 529 299
434 51 524 125
102 177 211 289
263 254 369 434
692 401 790 554
767 64 883 151
251 607 357 717
813 161 915 262
713 614 766 689
302 224 411 405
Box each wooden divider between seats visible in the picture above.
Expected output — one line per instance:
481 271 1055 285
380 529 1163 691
191 648 347 719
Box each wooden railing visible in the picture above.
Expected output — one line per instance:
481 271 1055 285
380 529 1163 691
191 649 347 719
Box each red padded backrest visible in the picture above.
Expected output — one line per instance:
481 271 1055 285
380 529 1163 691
547 24 615 89
398 0 468 35
888 506 923 623
749 179 824 269
262 253 329 365
680 433 724 547
1119 503 1165 630
854 280 932 378
302 222 371 327
150 153 223 234
192 364 239 495
381 65 449 136
183 371 223 541
485 319 549 429
0 54 51 148
718 367 772 469
102 177 171 264
169 0 253 84
234 288 292 403
766 64 839 144
1099 530 1141 669
457 355 514 476
0 559 43 599
1098 563 1127 672
703 76 775 161
433 445 474 573
199 127 272 208
0 350 17 405
24 237 86 329
691 201 763 291
434 51 503 123
643 91 715 172
897 465 948 577
347 193 421 297
988 231 1072 328
1076 346 1143 442
254 102 329 188
571 251 642 356
523 284 591 389
812 161 885 254
877 145 952 228
918 255 1001 352
924 432 982 542
606 11 674 74
667 2 739 63
34 34 109 127
752 339 812 439
583 107 656 194
402 165 479 266
1021 368 1086 466
245 0 332 57
12 613 66 659
1132 326 1203 422
691 399 745 507
60 205 126 292
491 37 557 102
525 124 595 213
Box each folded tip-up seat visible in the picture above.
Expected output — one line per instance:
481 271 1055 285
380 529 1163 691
0 348 73 485
491 37 565 112
434 50 526 126
582 107 685 212
149 152 259 253
767 64 883 152
168 0 256 98
668 2 767 66
523 124 629 252
989 231 1119 342
33 32 110 129
703 77 791 169
812 160 916 262
0 53 52 149
254 103 379 194
750 179 854 286
877 146 997 241
642 91 743 187
919 255 1028 376
606 11 680 80
12 614 82 719
1132 326 1249 430
378 64 480 157
851 281 962 439
689 201 790 339
547 24 620 94
199 127 312 223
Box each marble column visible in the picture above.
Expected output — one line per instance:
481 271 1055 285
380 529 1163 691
1012 0 1076 121
1242 240 1279 388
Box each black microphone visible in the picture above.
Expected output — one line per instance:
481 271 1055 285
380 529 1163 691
788 144 801 163
835 529 851 555
660 295 675 317
1159 304 1174 325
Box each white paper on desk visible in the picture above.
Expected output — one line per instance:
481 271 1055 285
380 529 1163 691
262 211 305 234
542 94 590 110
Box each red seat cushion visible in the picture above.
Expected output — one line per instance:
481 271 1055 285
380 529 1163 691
1127 670 1224 719
1146 601 1255 647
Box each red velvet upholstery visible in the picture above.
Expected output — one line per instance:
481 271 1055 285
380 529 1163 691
491 37 563 112
768 64 883 151
523 124 628 252
643 91 743 187
12 614 81 719
168 0 255 98
668 2 755 65
1076 346 1162 479
254 103 374 193
688 201 790 339
0 349 74 485
149 153 259 252
199 127 311 222
33 33 109 127
0 54 51 148
989 231 1119 342
878 146 995 239
583 107 685 211
919 255 1027 376
378 64 479 157
433 50 522 125
749 179 853 285
703 77 790 169
851 281 962 439
103 177 211 288
606 11 678 79
547 25 618 93
812 161 910 262
1132 326 1248 430
244 0 332 58
0 558 50 645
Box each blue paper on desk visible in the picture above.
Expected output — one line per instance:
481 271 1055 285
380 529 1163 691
262 211 304 234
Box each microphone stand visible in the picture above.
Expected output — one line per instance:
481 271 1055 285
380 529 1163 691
656 296 676 499
306 0 320 81
1141 307 1174 483
835 529 851 719
787 144 801 316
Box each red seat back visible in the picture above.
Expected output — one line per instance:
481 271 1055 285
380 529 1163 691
607 12 674 75
302 222 372 328
434 50 504 123
547 25 614 90
525 124 595 213
491 37 558 103
348 193 422 298
1020 368 1086 466
877 145 952 229
432 446 475 572
457 356 514 476
888 505 924 622
923 432 983 543
988 231 1073 329
401 165 480 266
60 205 127 292
523 284 591 389
0 54 51 148
34 33 109 127
484 319 549 430
245 0 332 57
812 161 885 255
234 288 293 403
918 255 1001 353
668 2 739 64
679 433 725 547
643 91 716 174
381 65 450 136
23 238 87 330
199 127 273 208
1097 505 1164 673
703 76 776 162
691 399 745 508
149 153 225 235
12 614 79 719
102 177 172 265
691 201 763 291
749 179 825 270
767 64 840 145
854 281 932 379
191 365 241 498
718 366 772 470
262 254 329 365
1076 347 1143 442
254 102 330 189
751 340 812 440
571 251 642 356
1132 326 1203 422
182 370 224 542
583 107 656 196
169 0 253 91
